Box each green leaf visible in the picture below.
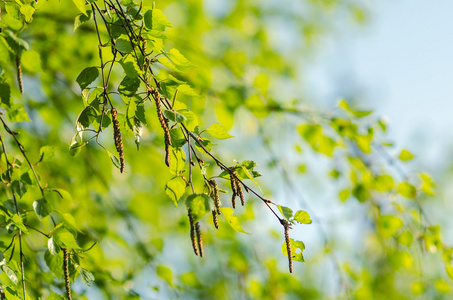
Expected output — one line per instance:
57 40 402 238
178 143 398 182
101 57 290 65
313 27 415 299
156 265 173 286
39 146 56 163
54 228 80 249
165 177 186 207
80 268 95 287
76 67 99 90
49 188 73 202
19 4 35 23
1 265 18 285
169 128 187 148
338 99 372 118
118 76 140 96
72 0 88 16
281 239 305 263
294 210 312 224
399 149 414 162
378 215 403 238
33 198 52 220
446 265 453 281
206 123 234 140
373 175 394 192
185 194 211 222
0 82 11 107
11 214 28 233
352 183 368 202
0 250 5 266
169 147 186 175
7 103 30 122
21 50 41 73
220 207 249 234
44 250 63 279
48 237 60 256
74 11 92 31
46 293 65 300
277 205 293 220
11 180 26 198
420 173 436 196
166 48 195 70
179 109 199 131
398 182 417 198
144 9 172 32
115 38 133 53
163 110 187 123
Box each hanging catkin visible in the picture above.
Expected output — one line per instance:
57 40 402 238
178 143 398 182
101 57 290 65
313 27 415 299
111 108 125 173
16 56 23 94
188 209 198 256
195 221 203 257
230 169 238 209
151 88 172 166
284 223 293 273
209 179 221 215
62 248 72 299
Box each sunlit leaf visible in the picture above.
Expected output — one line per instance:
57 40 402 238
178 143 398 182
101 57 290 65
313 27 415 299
281 238 305 263
294 210 312 224
220 207 249 234
206 123 234 140
165 177 186 207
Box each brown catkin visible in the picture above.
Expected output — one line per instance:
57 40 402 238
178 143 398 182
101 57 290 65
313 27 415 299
209 179 221 215
230 169 238 209
188 209 198 256
16 56 23 94
195 221 203 257
284 223 293 273
212 210 219 229
236 179 245 206
63 248 72 299
111 108 125 173
152 89 172 166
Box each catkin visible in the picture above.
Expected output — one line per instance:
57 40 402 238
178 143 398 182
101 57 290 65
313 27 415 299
152 88 172 167
230 169 238 209
195 221 203 257
212 210 219 229
284 223 293 273
111 108 125 173
236 179 245 206
16 56 23 94
63 248 72 299
188 209 198 256
209 179 221 215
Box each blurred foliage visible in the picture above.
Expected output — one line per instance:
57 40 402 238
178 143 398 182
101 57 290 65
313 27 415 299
0 0 452 299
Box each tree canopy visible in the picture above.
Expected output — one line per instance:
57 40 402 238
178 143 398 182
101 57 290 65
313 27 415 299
0 0 451 299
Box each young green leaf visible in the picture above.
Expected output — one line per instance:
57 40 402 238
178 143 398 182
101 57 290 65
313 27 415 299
21 50 41 73
143 9 172 32
74 10 92 31
220 207 249 234
54 228 80 249
115 38 134 53
398 182 417 198
399 149 415 162
165 177 186 207
48 237 60 256
72 0 88 16
278 205 293 221
80 268 95 287
6 103 30 122
185 194 211 222
156 265 173 286
44 250 63 279
163 109 187 123
118 76 140 96
76 67 99 90
0 82 11 107
294 210 312 224
281 238 305 263
206 123 234 140
1 265 18 285
33 198 52 220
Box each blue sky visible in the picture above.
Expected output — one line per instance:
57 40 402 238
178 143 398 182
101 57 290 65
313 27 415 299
308 0 453 173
